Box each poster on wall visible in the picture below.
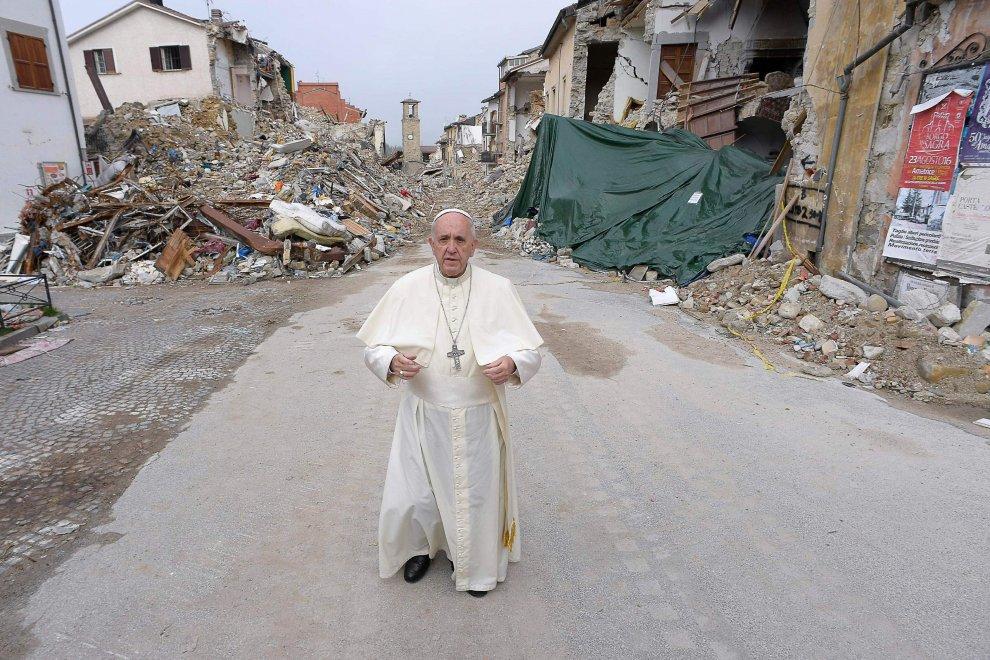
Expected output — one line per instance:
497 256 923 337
960 63 990 166
935 168 990 281
38 162 68 187
881 186 949 266
898 89 972 191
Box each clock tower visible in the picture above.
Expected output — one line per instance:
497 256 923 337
401 97 424 175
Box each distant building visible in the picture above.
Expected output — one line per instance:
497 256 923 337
1 0 86 233
66 0 295 119
440 114 483 165
497 46 547 158
296 82 365 123
400 97 424 175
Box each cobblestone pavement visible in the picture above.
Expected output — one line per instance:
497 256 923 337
0 276 342 606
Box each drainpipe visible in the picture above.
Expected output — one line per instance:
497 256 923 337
815 0 927 270
47 0 88 184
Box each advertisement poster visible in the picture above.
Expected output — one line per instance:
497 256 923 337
38 161 67 187
881 186 949 266
960 63 990 166
935 168 990 281
898 90 972 191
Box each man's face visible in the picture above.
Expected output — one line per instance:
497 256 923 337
429 213 477 277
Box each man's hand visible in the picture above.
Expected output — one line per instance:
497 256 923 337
483 356 516 385
390 353 422 380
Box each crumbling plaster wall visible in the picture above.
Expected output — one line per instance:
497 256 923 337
567 1 623 119
610 27 651 120
850 0 990 286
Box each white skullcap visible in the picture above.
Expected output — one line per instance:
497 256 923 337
433 208 474 222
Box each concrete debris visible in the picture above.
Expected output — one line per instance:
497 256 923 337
798 314 824 333
777 301 801 319
864 294 889 313
707 253 746 273
818 275 868 305
673 254 990 407
11 97 426 286
899 289 941 314
956 301 990 339
928 303 961 328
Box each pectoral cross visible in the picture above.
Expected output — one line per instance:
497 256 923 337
447 343 465 371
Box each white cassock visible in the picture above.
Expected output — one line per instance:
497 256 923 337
357 263 543 592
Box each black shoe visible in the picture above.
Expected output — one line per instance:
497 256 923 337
467 590 487 598
403 555 431 583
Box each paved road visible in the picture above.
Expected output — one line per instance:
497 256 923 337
10 246 990 658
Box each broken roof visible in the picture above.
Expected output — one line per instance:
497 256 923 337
68 0 206 43
539 0 598 57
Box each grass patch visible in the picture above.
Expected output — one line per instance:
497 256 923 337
0 327 12 336
41 306 60 317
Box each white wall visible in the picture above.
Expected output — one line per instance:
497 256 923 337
0 0 85 233
612 28 651 120
68 6 212 118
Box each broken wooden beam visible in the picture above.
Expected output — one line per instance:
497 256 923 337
198 205 281 255
85 209 124 269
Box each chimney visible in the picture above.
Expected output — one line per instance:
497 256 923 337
211 9 223 21
148 0 164 5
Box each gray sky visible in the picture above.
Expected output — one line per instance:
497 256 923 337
61 0 566 145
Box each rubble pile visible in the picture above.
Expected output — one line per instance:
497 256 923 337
6 98 425 286
425 157 530 224
676 256 990 405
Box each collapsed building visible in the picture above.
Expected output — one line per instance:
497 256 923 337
67 0 295 121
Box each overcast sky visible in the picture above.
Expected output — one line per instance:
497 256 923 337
61 0 566 145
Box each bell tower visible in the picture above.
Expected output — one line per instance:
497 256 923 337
401 97 424 175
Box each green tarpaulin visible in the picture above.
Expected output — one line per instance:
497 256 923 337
509 115 782 284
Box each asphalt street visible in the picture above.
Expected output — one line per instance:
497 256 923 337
13 245 990 658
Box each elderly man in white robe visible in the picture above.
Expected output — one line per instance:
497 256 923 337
357 208 543 597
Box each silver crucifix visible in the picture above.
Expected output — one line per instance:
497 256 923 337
447 343 465 371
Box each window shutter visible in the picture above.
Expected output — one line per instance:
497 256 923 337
8 32 53 91
9 33 35 88
178 45 191 70
29 36 54 91
83 49 96 71
103 49 116 74
149 46 162 71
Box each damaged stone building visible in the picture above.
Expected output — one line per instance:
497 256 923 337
67 0 294 119
496 47 549 159
786 0 990 306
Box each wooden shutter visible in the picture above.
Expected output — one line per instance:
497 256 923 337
8 32 54 91
177 45 191 70
149 46 162 71
84 49 96 72
103 49 116 74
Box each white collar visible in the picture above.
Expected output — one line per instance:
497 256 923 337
434 263 471 287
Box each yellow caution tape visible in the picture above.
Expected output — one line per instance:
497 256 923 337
727 194 807 372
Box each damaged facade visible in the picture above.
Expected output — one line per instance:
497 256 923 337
439 114 483 165
296 81 366 123
67 1 295 120
496 47 548 158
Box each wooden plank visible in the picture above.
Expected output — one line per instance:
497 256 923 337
198 205 281 255
154 229 196 281
85 209 124 269
750 193 800 258
342 217 371 237
84 63 113 113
